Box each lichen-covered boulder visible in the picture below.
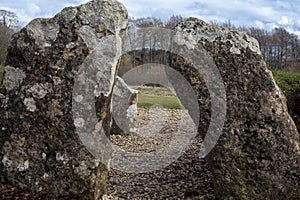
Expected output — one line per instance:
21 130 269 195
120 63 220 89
0 0 127 199
175 18 300 199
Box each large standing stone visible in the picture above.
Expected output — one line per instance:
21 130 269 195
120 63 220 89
0 1 299 199
174 18 300 199
117 18 299 199
0 0 127 199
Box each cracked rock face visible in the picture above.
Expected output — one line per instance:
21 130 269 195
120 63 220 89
0 0 127 199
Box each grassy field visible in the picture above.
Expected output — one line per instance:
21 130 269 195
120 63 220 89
135 87 182 109
271 69 300 92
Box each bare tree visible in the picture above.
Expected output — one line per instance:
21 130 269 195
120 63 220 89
129 17 164 28
165 15 185 29
127 16 300 72
244 26 299 71
0 25 13 65
0 9 18 29
0 9 18 65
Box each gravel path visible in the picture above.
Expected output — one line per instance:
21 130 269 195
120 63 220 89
106 108 215 199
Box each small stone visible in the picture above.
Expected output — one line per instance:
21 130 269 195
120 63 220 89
56 152 67 162
66 42 76 49
1 156 12 167
17 160 29 172
42 173 50 179
23 98 37 112
27 84 48 99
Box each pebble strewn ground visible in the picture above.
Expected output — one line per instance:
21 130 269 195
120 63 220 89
106 108 215 199
1 108 215 199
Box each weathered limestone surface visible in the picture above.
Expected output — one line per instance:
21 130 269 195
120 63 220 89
174 18 300 199
111 76 138 135
0 0 127 199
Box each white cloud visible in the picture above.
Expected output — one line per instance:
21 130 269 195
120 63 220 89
278 16 289 25
120 0 189 20
0 0 299 36
254 21 265 29
26 3 41 16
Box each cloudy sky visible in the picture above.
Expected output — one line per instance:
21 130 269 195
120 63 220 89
1 0 300 36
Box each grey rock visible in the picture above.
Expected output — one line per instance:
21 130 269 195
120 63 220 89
23 97 37 112
27 83 48 99
111 76 138 135
117 17 299 199
1 1 299 199
174 18 261 55
2 66 26 92
26 19 59 48
0 0 127 199
78 25 101 50
174 18 300 199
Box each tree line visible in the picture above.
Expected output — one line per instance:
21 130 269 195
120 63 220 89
0 9 18 65
129 16 300 72
0 9 299 72
244 27 300 71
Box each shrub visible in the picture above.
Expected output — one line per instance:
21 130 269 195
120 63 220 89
271 69 300 92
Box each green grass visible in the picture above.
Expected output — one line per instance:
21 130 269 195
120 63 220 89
0 65 4 83
271 69 300 92
137 87 175 96
136 69 300 109
136 87 182 109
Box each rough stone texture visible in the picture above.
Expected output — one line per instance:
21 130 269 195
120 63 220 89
0 0 127 199
117 18 300 199
111 76 138 135
174 18 300 199
0 2 299 199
